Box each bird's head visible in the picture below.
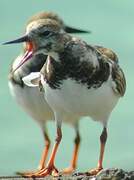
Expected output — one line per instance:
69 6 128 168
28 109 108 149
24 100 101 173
3 12 90 72
3 19 67 71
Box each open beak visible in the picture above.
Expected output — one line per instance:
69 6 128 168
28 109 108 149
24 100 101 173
65 25 91 34
3 35 34 72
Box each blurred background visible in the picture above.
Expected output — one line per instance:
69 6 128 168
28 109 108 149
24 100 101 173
0 0 134 176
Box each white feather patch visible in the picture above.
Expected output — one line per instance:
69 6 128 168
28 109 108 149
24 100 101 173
22 72 41 87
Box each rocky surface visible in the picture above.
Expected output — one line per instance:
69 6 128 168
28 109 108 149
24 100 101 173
0 168 134 180
72 168 134 180
95 168 134 180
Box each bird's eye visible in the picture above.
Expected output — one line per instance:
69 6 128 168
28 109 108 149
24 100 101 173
40 30 51 37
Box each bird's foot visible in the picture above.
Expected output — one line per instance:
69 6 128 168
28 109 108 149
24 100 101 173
61 166 75 174
20 165 59 177
16 170 37 176
88 167 103 175
16 167 44 176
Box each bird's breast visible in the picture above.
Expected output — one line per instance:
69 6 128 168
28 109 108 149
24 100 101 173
43 77 119 123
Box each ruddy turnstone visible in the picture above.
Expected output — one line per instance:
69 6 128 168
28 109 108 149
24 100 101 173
4 18 126 177
4 12 90 176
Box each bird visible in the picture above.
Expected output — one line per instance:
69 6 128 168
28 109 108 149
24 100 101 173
4 11 90 176
3 18 126 177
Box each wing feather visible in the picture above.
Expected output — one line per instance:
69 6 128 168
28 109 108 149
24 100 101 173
111 64 126 97
94 45 126 96
95 45 118 63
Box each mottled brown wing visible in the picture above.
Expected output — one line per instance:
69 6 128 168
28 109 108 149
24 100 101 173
112 64 126 97
95 45 125 96
95 45 118 63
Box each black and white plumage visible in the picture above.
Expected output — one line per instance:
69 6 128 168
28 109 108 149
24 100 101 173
40 37 126 123
17 20 126 177
7 12 90 176
40 32 126 177
5 18 126 177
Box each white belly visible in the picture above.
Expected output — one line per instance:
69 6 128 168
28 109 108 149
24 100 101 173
8 81 53 126
43 78 119 124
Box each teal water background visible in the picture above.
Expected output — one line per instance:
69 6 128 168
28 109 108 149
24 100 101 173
0 0 134 175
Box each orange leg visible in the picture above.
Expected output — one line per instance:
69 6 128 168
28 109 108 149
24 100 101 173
17 130 51 176
89 127 107 175
38 132 51 170
24 127 62 177
62 129 80 174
